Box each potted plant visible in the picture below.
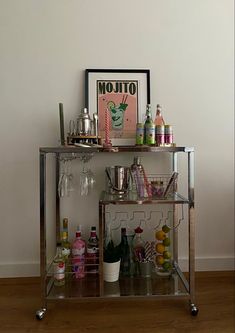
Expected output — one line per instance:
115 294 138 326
103 239 121 282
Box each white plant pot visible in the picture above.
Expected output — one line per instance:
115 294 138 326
103 260 120 282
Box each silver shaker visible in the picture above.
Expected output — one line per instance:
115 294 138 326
77 108 91 135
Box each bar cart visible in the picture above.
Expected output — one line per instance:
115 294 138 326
36 145 198 319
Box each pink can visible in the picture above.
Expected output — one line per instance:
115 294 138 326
156 125 165 145
164 125 173 144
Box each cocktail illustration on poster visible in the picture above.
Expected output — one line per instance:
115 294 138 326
97 80 138 141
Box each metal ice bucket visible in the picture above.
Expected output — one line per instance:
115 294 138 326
105 166 131 195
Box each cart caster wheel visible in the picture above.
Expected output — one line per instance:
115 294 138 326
36 308 46 320
190 304 199 316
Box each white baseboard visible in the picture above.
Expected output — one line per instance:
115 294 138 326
179 257 235 272
0 257 234 278
0 262 40 278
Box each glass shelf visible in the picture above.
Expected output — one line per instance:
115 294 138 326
99 191 189 205
46 269 189 300
40 145 194 154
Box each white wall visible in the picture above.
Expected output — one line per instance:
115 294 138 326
0 0 234 277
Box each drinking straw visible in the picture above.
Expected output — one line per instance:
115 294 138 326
103 107 112 147
144 241 152 261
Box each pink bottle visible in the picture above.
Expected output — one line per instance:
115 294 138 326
71 228 86 279
154 104 165 126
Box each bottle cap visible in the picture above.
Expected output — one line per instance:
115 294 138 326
91 226 96 231
134 156 141 165
77 225 82 232
134 226 143 234
63 218 68 228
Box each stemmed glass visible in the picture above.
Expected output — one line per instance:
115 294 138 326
80 155 96 196
58 160 74 197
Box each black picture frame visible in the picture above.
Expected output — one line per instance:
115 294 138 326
85 69 150 145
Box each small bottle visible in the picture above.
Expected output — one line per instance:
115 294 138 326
154 104 165 126
53 242 65 286
144 104 155 145
86 226 99 273
71 227 86 279
61 218 71 268
132 227 145 275
119 228 131 276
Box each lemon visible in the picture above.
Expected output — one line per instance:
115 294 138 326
156 255 165 265
107 101 115 110
163 251 171 259
162 224 171 233
163 237 171 247
155 230 166 241
155 243 165 254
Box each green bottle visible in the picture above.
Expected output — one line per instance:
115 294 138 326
144 104 155 145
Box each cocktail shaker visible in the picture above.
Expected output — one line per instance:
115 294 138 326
77 108 91 135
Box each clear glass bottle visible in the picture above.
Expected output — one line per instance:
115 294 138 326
61 218 71 270
86 226 99 273
53 242 65 286
71 227 86 279
130 156 150 197
132 226 145 275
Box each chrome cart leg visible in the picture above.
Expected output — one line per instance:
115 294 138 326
38 152 47 320
190 303 199 316
36 307 47 320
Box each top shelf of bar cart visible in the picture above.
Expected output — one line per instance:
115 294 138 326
39 145 194 154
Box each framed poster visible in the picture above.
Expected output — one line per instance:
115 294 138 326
85 69 150 146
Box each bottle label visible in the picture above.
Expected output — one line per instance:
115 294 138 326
62 247 70 257
136 126 144 145
146 127 155 145
54 262 65 281
87 247 98 255
72 247 85 256
156 134 165 145
165 134 173 144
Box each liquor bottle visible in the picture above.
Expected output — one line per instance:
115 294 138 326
154 104 165 126
71 227 86 279
86 226 99 273
61 218 71 268
144 104 155 145
53 242 65 286
130 156 151 198
119 228 131 276
132 226 145 275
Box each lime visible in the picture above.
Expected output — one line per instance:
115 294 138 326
163 251 171 259
162 224 171 233
162 261 172 271
163 237 171 247
155 230 166 241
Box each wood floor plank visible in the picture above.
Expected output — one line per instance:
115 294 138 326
0 271 234 333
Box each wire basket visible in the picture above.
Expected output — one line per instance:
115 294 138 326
133 172 178 199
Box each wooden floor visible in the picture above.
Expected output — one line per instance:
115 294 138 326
0 271 234 333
